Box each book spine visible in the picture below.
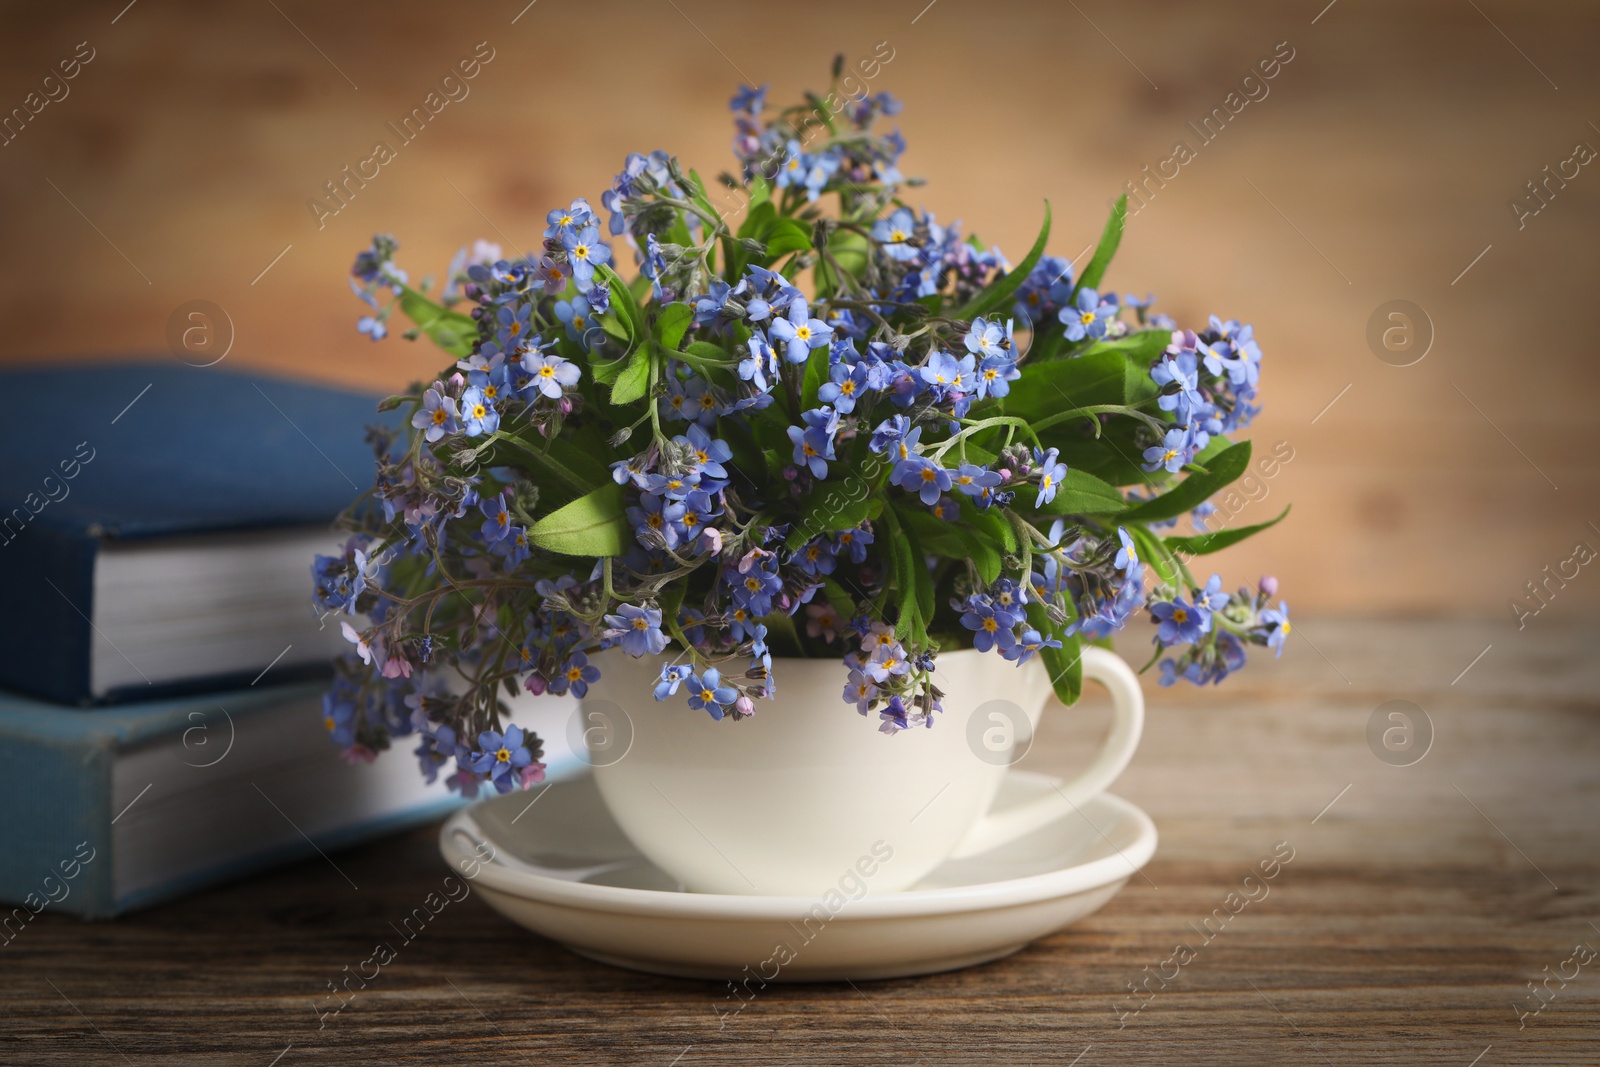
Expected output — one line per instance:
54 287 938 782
0 523 98 705
0 720 114 926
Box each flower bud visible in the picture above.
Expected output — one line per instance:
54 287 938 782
1259 575 1279 597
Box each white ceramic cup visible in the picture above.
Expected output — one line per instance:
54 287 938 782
581 645 1143 895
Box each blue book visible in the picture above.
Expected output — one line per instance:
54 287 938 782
0 362 392 705
0 682 467 919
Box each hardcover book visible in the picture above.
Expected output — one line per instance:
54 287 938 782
0 362 392 704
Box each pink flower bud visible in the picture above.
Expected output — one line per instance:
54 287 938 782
524 672 548 695
701 527 723 555
734 696 755 717
1259 575 1279 597
518 762 547 789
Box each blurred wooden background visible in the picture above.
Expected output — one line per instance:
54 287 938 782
2 0 1596 619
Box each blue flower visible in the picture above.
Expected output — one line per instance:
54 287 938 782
739 332 779 390
642 234 669 299
920 349 976 394
1199 573 1230 612
817 359 871 413
794 536 837 577
654 663 691 701
1151 597 1208 644
411 385 458 442
357 314 387 341
1115 527 1140 578
1260 601 1291 656
496 302 533 349
458 386 500 436
693 277 745 329
413 722 461 784
685 667 738 719
892 454 953 506
976 354 1019 399
726 558 783 617
964 317 1013 361
603 603 669 657
1032 447 1068 508
1142 427 1193 474
470 725 534 792
550 651 600 698
480 494 514 544
1152 352 1204 421
493 526 531 568
562 224 611 286
843 668 879 714
525 352 582 400
554 295 596 345
769 298 834 364
1003 628 1062 664
1059 287 1116 342
675 423 733 481
952 463 1002 498
787 408 838 478
677 489 721 543
322 688 359 747
544 197 595 241
730 83 767 114
835 524 874 563
627 492 687 549
865 643 912 684
1029 555 1068 602
869 415 915 456
961 596 1018 653
871 207 921 263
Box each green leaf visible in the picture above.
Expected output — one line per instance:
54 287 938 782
960 496 1016 552
785 458 887 549
657 579 690 652
610 347 652 406
1120 440 1252 524
1075 195 1127 296
396 285 477 357
590 355 625 385
738 200 776 241
1036 468 1128 516
968 534 1002 584
748 175 771 211
528 483 630 557
597 265 646 345
653 303 695 350
820 577 858 625
955 200 1051 322
1008 349 1134 421
491 431 610 497
1163 505 1290 556
763 218 813 260
1027 600 1082 706
801 343 830 410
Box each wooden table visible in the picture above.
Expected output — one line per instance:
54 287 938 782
6 620 1597 1065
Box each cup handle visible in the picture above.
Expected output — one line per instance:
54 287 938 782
948 646 1145 859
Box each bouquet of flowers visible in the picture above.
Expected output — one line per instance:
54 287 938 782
316 71 1291 796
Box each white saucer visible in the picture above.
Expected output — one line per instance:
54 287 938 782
438 770 1157 982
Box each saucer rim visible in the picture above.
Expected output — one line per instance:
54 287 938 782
439 771 1157 921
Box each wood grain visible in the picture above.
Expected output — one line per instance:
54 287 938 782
0 1 1598 617
4 619 1597 1065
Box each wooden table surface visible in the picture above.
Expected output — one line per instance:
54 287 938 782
5 619 1598 1066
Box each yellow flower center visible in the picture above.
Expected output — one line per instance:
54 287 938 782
496 747 511 763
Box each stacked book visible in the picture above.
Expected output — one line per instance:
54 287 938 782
0 363 463 919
